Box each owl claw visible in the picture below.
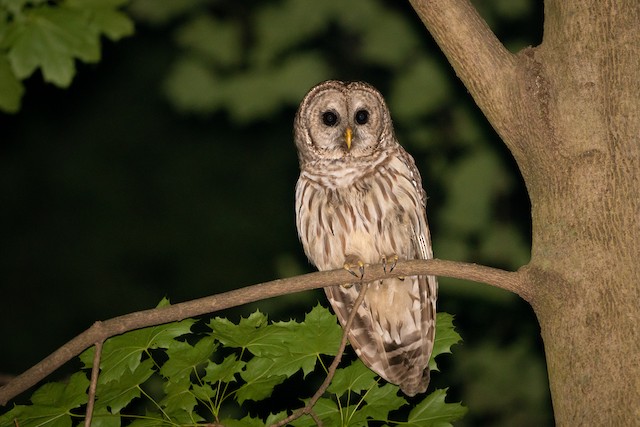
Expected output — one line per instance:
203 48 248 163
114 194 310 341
343 256 366 280
382 254 399 274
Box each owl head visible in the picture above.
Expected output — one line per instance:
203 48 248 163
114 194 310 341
294 80 395 166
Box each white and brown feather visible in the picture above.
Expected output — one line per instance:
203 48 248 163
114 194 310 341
294 80 437 396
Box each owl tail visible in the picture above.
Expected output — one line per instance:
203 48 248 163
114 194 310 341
399 366 430 397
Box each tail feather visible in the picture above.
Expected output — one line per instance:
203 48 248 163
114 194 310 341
325 274 436 396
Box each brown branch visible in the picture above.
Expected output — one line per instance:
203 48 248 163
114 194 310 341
271 283 369 427
0 258 526 405
408 0 518 141
308 410 323 427
84 339 103 427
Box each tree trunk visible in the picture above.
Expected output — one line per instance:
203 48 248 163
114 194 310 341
409 0 640 424
524 2 640 424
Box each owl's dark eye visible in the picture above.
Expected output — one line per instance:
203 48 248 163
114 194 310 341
355 109 369 125
322 111 339 126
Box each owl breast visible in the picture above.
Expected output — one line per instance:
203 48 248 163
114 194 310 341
295 154 423 271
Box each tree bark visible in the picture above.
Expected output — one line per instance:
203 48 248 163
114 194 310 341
409 0 640 425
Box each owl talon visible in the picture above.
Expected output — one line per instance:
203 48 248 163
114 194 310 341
343 256 366 280
382 254 399 274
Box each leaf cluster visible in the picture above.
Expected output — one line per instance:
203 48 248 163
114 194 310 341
0 0 133 112
0 302 465 426
131 0 429 123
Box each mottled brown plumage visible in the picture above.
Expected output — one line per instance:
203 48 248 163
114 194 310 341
293 80 437 396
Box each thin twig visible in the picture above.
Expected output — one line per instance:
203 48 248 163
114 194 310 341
308 409 323 427
84 338 104 427
0 259 525 405
270 284 369 427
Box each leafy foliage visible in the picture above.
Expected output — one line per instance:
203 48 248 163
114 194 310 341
0 0 133 112
0 304 464 426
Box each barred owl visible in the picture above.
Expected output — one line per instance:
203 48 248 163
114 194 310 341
293 80 437 396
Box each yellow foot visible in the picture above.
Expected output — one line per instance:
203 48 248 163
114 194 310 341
343 255 366 280
381 254 399 274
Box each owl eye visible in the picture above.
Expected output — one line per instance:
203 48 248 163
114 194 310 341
355 109 369 125
322 111 339 126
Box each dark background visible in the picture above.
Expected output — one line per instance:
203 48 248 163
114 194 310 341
0 0 552 425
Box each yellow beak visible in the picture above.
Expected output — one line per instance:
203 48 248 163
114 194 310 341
345 127 352 150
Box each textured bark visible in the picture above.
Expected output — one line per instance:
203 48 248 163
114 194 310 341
409 0 640 425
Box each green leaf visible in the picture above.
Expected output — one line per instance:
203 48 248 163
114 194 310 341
494 0 533 20
211 309 316 365
390 56 452 122
264 304 343 378
0 372 90 427
264 412 288 426
430 313 463 371
4 407 73 427
267 348 317 380
251 0 337 66
0 0 47 15
290 398 340 427
167 409 206 426
157 336 217 413
128 416 172 427
361 383 407 420
160 382 198 414
88 407 121 427
156 296 171 308
208 310 270 351
354 8 419 68
164 50 331 119
160 335 217 386
406 389 467 427
128 0 205 25
237 357 287 404
296 304 343 356
191 383 217 403
65 0 129 7
220 414 266 427
328 359 377 396
439 149 512 234
204 354 245 384
225 53 330 122
64 0 134 41
5 6 101 86
175 15 240 66
163 56 222 114
79 319 194 383
480 223 531 269
87 9 134 41
94 358 154 414
0 53 24 113
32 372 89 407
0 406 24 427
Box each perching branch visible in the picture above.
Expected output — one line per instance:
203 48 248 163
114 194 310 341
408 0 519 142
0 258 527 405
